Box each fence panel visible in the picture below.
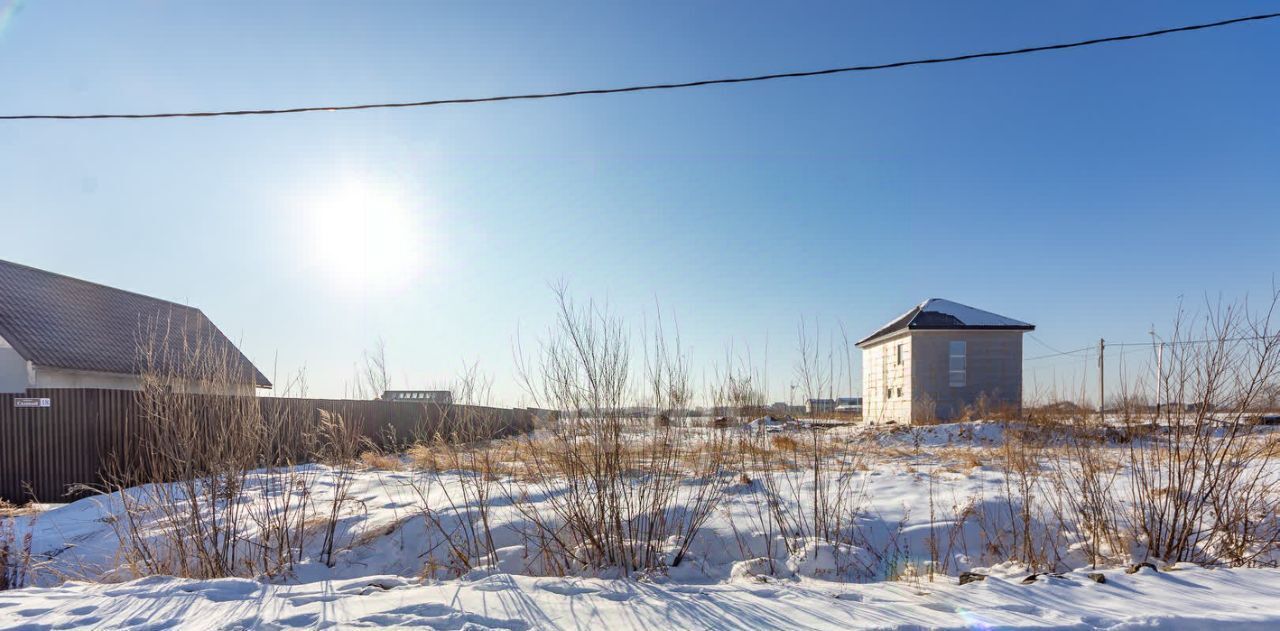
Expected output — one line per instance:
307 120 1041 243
0 389 532 503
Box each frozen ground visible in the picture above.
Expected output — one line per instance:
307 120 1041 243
3 420 1279 630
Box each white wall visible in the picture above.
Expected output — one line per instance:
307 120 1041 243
0 334 31 393
31 366 257 395
861 333 913 423
30 366 145 390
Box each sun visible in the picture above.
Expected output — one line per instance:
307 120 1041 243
304 178 428 293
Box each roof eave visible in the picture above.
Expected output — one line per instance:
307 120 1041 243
857 324 1035 348
855 327 914 348
909 324 1036 332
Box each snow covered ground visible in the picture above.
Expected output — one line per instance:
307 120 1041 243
3 420 1280 630
6 564 1280 630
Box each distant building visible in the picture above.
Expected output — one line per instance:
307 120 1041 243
526 407 560 423
381 390 453 405
0 259 270 394
857 299 1033 424
806 398 837 414
835 397 863 413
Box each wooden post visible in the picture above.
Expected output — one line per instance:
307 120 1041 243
1098 338 1106 422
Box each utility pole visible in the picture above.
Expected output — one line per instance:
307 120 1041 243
1150 327 1164 419
1098 338 1106 422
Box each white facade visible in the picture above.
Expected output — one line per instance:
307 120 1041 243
0 334 29 393
0 332 252 395
861 332 913 423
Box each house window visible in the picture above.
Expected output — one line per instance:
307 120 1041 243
949 341 967 387
886 387 892 399
896 343 903 365
896 387 902 398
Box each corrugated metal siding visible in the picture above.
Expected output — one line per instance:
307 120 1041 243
0 389 532 503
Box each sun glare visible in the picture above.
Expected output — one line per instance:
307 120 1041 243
305 179 428 293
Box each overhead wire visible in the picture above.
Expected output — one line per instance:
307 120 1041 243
1 12 1276 121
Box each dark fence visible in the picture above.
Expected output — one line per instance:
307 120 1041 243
0 389 532 503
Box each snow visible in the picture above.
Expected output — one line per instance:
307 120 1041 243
5 564 1280 629
743 415 794 433
4 421 1280 629
919 298 1032 328
872 419 1009 447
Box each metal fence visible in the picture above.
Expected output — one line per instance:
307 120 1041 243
0 388 531 503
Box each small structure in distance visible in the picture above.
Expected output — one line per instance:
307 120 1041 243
381 390 453 405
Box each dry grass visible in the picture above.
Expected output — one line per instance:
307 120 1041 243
1 512 31 591
934 446 987 473
770 435 800 451
358 451 404 471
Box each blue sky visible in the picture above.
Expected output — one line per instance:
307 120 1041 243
1 1 1277 404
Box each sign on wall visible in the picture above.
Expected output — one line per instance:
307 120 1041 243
14 397 51 408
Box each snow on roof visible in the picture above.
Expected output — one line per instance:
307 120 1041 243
919 298 1031 327
856 298 1033 346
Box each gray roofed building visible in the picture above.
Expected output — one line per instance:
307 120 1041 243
858 299 1033 424
0 259 270 393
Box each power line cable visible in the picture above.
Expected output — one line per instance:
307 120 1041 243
2 11 1277 121
1026 346 1093 362
1024 334 1278 363
1029 333 1073 356
1109 334 1278 348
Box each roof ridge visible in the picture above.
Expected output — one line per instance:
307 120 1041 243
0 259 200 313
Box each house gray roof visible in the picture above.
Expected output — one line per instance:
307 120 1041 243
0 259 270 387
856 298 1034 347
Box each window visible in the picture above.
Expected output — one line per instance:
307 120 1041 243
949 341 967 387
896 387 902 398
886 387 892 399
896 343 903 365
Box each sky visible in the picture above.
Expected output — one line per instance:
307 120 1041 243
1 1 1278 406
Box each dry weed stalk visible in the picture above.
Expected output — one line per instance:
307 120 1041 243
0 512 32 591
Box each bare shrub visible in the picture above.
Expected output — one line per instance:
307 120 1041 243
1124 294 1280 566
507 287 729 576
1044 422 1126 569
989 426 1059 570
720 323 873 580
754 429 869 556
101 318 363 579
399 364 508 578
913 393 939 425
